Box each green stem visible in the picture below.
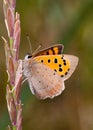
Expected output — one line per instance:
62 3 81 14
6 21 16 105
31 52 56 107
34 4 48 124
13 125 16 130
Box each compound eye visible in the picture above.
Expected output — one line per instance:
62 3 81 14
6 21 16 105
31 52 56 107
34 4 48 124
25 54 32 59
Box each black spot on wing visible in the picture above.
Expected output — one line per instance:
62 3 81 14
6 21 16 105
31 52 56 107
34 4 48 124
68 68 70 71
51 47 55 54
65 72 68 75
41 60 44 63
63 59 66 65
64 62 66 65
61 75 64 77
46 51 49 55
54 69 57 72
59 64 62 67
48 59 51 63
59 68 62 72
54 58 58 63
61 55 64 59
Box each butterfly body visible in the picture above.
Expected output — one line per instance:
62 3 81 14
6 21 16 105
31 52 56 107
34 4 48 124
23 44 79 99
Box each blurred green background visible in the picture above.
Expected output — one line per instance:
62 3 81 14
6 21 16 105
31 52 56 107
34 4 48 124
0 0 93 130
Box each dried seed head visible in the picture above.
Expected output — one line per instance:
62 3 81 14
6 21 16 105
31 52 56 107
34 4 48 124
14 60 22 104
8 56 15 85
13 13 21 61
6 85 17 125
9 98 17 125
17 102 22 130
6 7 14 37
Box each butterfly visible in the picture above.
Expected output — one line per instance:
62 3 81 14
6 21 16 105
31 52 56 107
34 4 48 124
23 44 79 99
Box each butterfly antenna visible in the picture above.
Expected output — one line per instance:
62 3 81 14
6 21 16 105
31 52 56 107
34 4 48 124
32 44 42 55
26 34 32 53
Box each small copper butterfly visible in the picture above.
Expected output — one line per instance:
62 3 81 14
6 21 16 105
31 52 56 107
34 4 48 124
23 44 79 99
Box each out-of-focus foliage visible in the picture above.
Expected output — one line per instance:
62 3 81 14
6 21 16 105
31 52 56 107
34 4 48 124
0 0 93 130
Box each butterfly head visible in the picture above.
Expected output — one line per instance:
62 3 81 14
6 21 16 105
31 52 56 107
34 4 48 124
25 53 32 60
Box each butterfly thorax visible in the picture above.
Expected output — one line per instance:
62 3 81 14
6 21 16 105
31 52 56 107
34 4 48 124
23 54 33 78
